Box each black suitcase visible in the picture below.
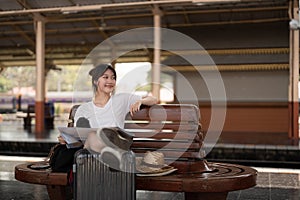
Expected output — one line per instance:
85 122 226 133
73 148 136 200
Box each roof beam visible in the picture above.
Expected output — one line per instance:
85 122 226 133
0 0 193 16
12 25 35 47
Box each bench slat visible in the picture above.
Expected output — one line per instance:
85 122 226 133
132 141 200 149
125 123 198 131
126 104 200 122
132 131 203 142
133 150 201 159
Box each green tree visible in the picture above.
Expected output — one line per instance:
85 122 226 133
0 67 36 93
47 65 89 91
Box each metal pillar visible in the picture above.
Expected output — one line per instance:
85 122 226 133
289 0 299 142
35 19 45 135
152 5 161 101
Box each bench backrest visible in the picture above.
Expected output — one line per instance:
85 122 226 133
67 104 80 127
68 104 206 173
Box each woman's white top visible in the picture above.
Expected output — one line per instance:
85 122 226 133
74 93 141 128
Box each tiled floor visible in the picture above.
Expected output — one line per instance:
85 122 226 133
1 155 300 200
0 114 300 199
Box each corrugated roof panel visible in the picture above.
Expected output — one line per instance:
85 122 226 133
0 25 14 32
70 0 148 6
46 22 75 30
72 0 113 6
0 0 23 11
0 37 16 46
26 0 73 9
10 36 33 47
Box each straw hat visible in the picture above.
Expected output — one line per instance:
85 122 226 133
136 151 174 174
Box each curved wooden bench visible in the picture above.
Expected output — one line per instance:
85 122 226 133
15 104 257 200
136 162 257 199
15 162 69 200
15 161 256 199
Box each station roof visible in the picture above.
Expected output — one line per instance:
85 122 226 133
0 0 290 70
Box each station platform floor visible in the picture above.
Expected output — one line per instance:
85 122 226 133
0 155 300 200
0 113 300 199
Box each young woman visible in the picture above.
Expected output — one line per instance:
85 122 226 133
74 63 157 128
70 63 158 152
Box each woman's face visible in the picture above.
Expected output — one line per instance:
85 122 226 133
95 68 116 94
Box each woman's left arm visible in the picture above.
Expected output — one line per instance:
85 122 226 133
140 96 158 106
130 96 158 115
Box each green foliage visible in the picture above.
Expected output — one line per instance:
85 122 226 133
0 66 86 94
0 76 9 92
47 65 82 91
0 67 35 92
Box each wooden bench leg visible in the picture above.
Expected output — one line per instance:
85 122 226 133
23 117 31 129
185 192 228 200
45 117 54 129
46 185 71 200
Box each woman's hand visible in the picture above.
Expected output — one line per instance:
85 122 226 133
57 136 67 144
130 100 142 116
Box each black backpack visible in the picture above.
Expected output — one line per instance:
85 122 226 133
49 144 82 173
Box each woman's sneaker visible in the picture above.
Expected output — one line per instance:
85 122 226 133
98 127 133 151
100 146 123 171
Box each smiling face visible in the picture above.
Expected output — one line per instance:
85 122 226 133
95 68 116 95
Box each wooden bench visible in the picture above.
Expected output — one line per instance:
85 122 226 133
16 103 55 129
15 104 257 200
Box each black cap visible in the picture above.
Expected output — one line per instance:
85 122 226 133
89 63 117 82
